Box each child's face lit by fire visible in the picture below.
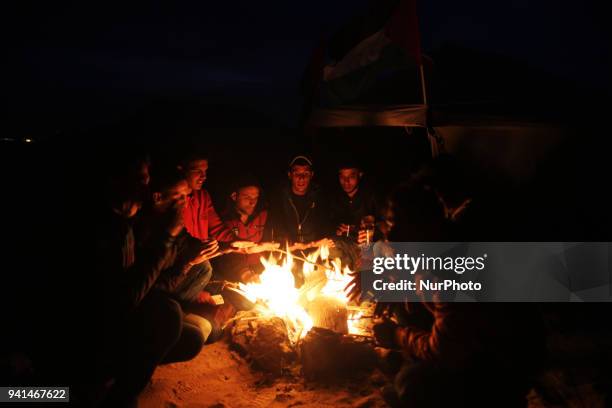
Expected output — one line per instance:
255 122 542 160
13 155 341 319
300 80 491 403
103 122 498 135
288 165 313 196
232 186 260 217
185 159 208 191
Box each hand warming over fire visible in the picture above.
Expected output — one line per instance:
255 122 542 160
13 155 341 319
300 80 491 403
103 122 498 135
344 271 362 302
189 239 219 265
315 238 335 248
373 319 400 349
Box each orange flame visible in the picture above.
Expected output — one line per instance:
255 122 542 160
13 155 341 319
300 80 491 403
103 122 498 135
236 244 363 342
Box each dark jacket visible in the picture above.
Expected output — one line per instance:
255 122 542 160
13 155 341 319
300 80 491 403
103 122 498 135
329 184 380 228
135 210 208 295
329 184 383 243
395 302 545 371
153 230 207 295
96 210 177 320
269 185 331 244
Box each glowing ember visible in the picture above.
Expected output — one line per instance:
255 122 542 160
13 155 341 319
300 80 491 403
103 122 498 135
235 245 366 343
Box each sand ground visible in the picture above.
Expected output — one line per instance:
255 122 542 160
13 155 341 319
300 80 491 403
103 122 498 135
139 341 388 408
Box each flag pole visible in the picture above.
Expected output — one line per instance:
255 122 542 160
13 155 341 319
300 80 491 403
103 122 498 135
419 60 438 157
387 0 437 155
419 61 428 106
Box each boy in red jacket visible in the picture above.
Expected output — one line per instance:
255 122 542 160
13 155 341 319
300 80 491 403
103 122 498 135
178 154 234 243
215 178 274 283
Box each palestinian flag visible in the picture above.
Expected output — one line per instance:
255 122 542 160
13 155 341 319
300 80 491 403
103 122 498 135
322 0 423 106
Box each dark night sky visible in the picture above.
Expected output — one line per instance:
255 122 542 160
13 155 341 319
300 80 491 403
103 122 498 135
3 0 610 132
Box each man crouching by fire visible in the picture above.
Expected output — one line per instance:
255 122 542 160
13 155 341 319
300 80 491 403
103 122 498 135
348 177 546 408
136 167 235 346
91 154 216 407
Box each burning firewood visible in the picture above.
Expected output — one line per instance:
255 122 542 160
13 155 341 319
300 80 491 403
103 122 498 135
230 312 296 377
225 243 376 380
307 296 349 334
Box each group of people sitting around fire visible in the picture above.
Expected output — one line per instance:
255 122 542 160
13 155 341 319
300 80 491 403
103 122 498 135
85 147 544 408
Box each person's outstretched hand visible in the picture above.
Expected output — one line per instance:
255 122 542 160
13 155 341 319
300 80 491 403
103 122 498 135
344 271 362 302
373 319 399 349
189 240 219 265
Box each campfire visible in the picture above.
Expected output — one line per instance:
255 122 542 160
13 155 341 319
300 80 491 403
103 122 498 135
231 244 369 343
227 244 375 379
